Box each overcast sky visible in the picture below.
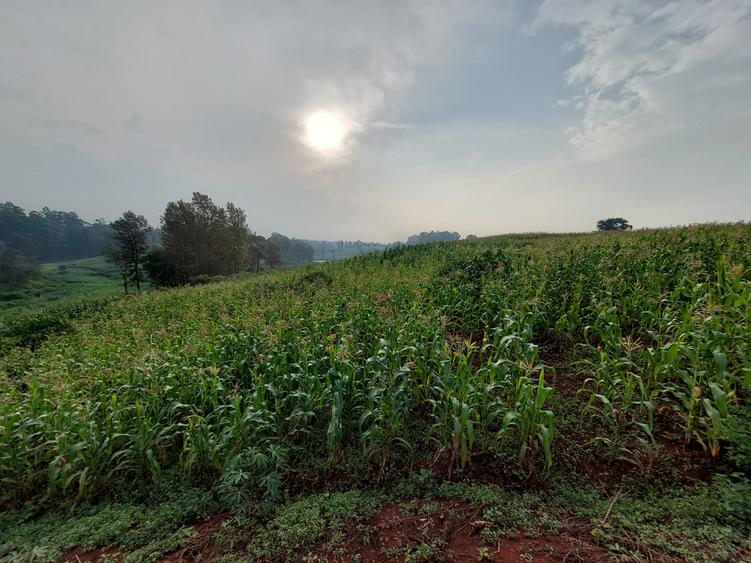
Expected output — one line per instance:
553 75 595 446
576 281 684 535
1 0 749 241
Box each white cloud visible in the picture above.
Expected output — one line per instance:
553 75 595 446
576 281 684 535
535 0 751 155
1 1 748 239
0 1 508 180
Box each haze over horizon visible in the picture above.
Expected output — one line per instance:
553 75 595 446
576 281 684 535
1 1 750 241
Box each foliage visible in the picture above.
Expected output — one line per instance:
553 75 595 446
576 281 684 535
0 482 215 562
406 230 461 245
142 245 180 288
161 192 250 283
249 490 381 560
0 298 111 354
0 256 120 316
306 239 389 261
0 242 39 289
268 232 315 265
0 223 748 532
725 406 751 472
589 475 751 561
438 474 751 559
596 217 632 231
107 211 150 293
0 201 111 262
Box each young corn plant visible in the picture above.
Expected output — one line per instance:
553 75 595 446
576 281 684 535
500 369 555 473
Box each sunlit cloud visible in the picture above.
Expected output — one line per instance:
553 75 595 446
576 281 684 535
301 110 354 158
535 0 751 157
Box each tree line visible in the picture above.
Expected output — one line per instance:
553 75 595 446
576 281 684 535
108 192 315 292
2 196 634 293
0 202 115 289
0 202 113 262
0 194 318 292
406 231 461 245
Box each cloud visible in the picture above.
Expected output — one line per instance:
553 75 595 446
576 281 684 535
0 1 508 180
535 0 751 155
1 1 748 240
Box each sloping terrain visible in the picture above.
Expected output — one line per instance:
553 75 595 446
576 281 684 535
1 225 749 561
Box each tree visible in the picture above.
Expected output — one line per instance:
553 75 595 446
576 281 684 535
0 241 39 288
406 231 461 245
160 192 251 282
161 199 199 283
0 201 112 261
267 233 314 265
223 203 250 274
264 239 283 268
248 233 270 273
143 246 180 288
108 211 150 292
597 218 633 231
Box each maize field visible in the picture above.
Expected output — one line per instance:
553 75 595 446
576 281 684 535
1 224 749 561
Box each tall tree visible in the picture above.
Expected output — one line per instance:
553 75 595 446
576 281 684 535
162 199 199 283
161 192 251 282
108 211 150 292
264 239 283 268
248 233 268 273
143 245 179 288
224 203 250 274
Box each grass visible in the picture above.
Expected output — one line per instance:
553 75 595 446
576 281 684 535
0 224 749 561
0 256 121 316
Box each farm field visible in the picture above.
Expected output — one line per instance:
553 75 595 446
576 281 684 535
0 224 749 562
0 256 121 316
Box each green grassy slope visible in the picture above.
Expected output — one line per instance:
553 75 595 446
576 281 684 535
0 256 122 316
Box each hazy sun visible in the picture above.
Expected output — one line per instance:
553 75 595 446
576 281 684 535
302 110 348 156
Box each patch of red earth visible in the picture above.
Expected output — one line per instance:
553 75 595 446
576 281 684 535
58 546 124 562
655 435 717 483
573 434 717 487
492 534 612 563
309 499 613 562
161 512 237 563
311 499 483 562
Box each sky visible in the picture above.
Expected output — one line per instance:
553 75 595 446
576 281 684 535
1 0 750 241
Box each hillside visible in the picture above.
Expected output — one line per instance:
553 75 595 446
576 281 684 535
0 256 121 316
1 225 750 562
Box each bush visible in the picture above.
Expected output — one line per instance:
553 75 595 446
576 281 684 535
0 242 39 289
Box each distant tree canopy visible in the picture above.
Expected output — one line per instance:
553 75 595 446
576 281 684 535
597 218 633 231
0 241 39 289
268 233 314 265
248 233 280 273
306 239 388 260
107 211 150 293
160 192 250 283
0 202 112 261
406 231 461 245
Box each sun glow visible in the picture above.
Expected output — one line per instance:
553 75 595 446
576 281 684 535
302 110 349 157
